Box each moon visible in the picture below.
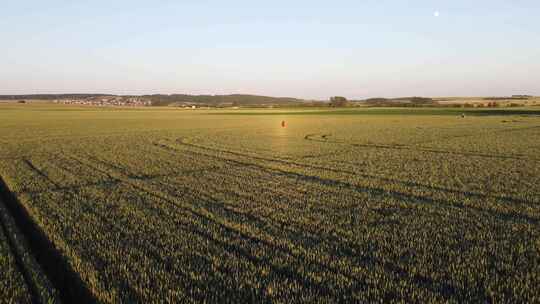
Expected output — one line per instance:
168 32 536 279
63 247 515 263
434 11 440 17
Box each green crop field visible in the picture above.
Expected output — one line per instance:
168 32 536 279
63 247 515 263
0 103 539 303
0 212 32 304
0 191 59 304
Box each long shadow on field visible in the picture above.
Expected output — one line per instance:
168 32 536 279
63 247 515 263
0 198 48 303
0 174 98 303
14 166 144 301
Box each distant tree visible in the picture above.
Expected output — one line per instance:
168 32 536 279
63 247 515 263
329 96 349 107
365 98 389 103
364 98 390 106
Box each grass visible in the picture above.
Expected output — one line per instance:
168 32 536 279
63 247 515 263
0 212 32 304
0 187 60 304
0 104 539 303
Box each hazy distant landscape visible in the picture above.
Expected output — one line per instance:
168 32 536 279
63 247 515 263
1 94 539 108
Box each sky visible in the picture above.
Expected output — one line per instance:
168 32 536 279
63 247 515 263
1 0 540 99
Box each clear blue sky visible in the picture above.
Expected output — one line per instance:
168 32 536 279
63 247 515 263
1 0 539 99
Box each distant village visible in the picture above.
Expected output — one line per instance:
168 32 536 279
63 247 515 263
54 96 153 107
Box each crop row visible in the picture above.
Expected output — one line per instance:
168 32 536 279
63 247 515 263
0 129 539 302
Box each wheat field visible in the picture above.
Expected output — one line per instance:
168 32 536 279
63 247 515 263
0 104 539 303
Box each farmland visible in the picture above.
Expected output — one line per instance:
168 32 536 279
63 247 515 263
0 183 58 304
0 207 32 304
0 104 539 303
